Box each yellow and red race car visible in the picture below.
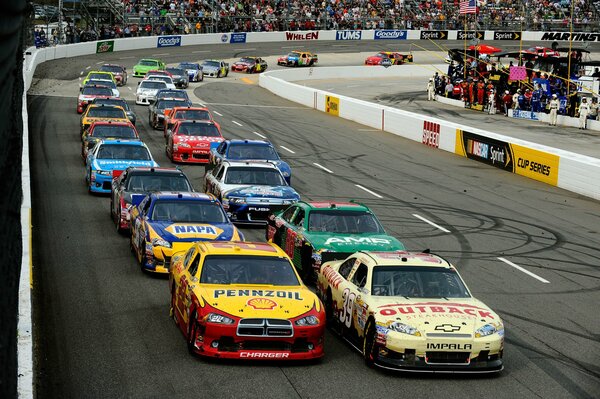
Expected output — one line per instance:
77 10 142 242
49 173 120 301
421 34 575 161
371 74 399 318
169 241 325 360
317 251 504 372
364 51 413 65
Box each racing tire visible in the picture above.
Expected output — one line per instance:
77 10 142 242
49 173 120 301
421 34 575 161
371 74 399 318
308 60 314 67
363 318 377 368
217 71 221 78
325 290 335 324
301 246 314 285
139 240 147 272
294 61 298 67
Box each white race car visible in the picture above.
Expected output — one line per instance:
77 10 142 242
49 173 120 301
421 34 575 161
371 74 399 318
135 80 168 105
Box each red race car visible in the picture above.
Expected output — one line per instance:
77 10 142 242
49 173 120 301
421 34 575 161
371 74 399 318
163 106 218 138
364 51 413 65
77 85 113 114
166 120 224 163
81 120 139 161
99 64 128 86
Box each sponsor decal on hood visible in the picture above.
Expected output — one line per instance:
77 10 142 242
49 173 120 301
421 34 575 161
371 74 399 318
309 234 404 252
226 185 298 199
164 223 224 239
94 159 156 170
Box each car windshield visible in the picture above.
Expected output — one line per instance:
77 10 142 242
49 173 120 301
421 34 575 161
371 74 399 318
88 79 116 89
88 73 111 80
176 123 220 137
93 99 129 110
82 87 113 96
91 125 136 139
371 266 471 298
239 58 255 63
173 110 210 120
166 68 185 76
147 76 171 84
140 81 167 89
97 144 151 160
288 52 301 57
224 166 285 186
126 173 191 192
200 255 300 286
179 63 197 69
308 210 384 233
157 100 189 110
139 60 158 66
100 65 123 73
87 107 126 119
157 90 188 100
151 200 227 223
375 53 388 58
228 144 278 160
202 61 220 67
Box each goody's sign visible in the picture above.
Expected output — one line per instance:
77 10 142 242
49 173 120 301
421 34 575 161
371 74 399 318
230 33 247 43
374 30 407 40
157 35 181 48
336 30 362 40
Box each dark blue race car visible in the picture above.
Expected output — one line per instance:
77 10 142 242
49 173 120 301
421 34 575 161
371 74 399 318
209 139 292 184
177 62 204 82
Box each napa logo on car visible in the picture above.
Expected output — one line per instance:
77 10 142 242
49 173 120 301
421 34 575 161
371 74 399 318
336 30 362 41
157 35 181 47
374 30 407 40
165 223 224 238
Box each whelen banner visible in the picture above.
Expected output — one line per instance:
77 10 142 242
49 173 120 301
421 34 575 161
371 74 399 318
455 130 559 185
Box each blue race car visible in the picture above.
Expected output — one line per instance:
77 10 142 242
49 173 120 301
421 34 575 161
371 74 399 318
129 192 244 273
85 139 159 194
209 139 292 184
203 160 300 225
177 62 204 82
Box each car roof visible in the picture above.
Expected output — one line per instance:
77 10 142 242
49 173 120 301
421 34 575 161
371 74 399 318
176 119 215 126
226 139 271 146
149 191 214 201
196 241 286 257
126 166 185 175
360 251 452 269
139 58 161 62
223 160 278 168
90 121 133 127
171 106 209 111
302 201 369 211
86 104 124 110
99 139 146 146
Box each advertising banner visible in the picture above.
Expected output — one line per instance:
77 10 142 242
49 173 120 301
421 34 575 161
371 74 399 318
229 33 247 43
420 30 448 40
96 40 114 53
157 35 181 47
325 95 339 116
285 31 319 40
336 31 362 40
374 30 407 40
455 130 513 172
512 144 559 186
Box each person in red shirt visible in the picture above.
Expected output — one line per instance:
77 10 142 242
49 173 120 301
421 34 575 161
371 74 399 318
502 90 512 116
477 80 485 105
468 80 475 105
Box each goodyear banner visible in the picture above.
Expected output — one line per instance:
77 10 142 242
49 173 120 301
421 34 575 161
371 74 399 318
325 95 339 116
455 130 558 186
96 40 114 53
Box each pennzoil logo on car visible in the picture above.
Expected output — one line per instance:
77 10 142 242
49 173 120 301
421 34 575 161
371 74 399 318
213 289 304 300
247 298 277 310
165 224 224 238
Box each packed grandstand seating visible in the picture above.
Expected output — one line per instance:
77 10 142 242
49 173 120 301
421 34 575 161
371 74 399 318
34 0 600 44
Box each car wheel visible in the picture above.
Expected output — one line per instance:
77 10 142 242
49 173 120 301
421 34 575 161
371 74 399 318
139 240 147 271
363 318 377 367
325 290 334 323
217 70 221 78
187 312 199 355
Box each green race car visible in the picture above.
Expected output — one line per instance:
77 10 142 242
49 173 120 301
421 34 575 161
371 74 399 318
266 201 404 282
133 58 166 77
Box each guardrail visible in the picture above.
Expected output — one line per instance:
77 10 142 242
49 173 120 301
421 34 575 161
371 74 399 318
259 66 600 201
19 27 600 398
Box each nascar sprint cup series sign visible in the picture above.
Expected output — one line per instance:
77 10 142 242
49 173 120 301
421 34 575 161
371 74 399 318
157 35 181 47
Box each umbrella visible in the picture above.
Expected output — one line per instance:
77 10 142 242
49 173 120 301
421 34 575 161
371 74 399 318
469 44 502 54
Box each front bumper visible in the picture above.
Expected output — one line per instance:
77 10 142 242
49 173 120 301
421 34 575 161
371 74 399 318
136 93 155 105
226 203 291 225
89 172 113 193
374 332 504 373
231 65 249 73
203 69 220 77
189 321 325 360
171 147 210 163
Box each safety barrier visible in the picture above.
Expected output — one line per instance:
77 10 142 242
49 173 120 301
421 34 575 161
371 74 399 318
19 28 600 398
259 66 600 200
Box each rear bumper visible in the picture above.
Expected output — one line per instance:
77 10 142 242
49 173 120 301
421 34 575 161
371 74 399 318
89 174 112 193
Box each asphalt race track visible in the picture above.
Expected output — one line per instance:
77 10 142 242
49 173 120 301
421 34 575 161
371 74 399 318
29 41 600 398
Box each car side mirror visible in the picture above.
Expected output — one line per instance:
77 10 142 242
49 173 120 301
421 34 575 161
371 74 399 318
137 82 140 85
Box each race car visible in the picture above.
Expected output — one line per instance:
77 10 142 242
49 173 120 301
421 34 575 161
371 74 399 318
85 140 159 194
169 241 325 360
365 52 413 66
135 80 168 105
144 74 176 90
230 57 268 73
155 89 191 104
80 104 129 135
165 67 189 89
203 161 300 224
266 201 405 282
166 120 224 164
83 78 120 97
76 85 113 113
99 64 128 86
133 58 166 77
163 106 215 136
209 139 291 184
144 69 173 79
130 192 243 273
81 121 139 161
277 51 318 67
91 97 136 125
82 70 116 86
110 167 194 233
201 59 229 78
316 251 504 372
178 62 204 82
148 97 192 130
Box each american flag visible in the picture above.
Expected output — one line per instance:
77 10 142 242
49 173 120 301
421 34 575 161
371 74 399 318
459 0 477 14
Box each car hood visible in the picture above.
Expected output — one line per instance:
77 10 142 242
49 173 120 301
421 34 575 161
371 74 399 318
369 297 502 335
306 232 404 252
203 65 220 71
147 221 238 242
224 185 299 200
174 135 223 148
233 61 252 66
196 285 320 319
93 159 157 171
